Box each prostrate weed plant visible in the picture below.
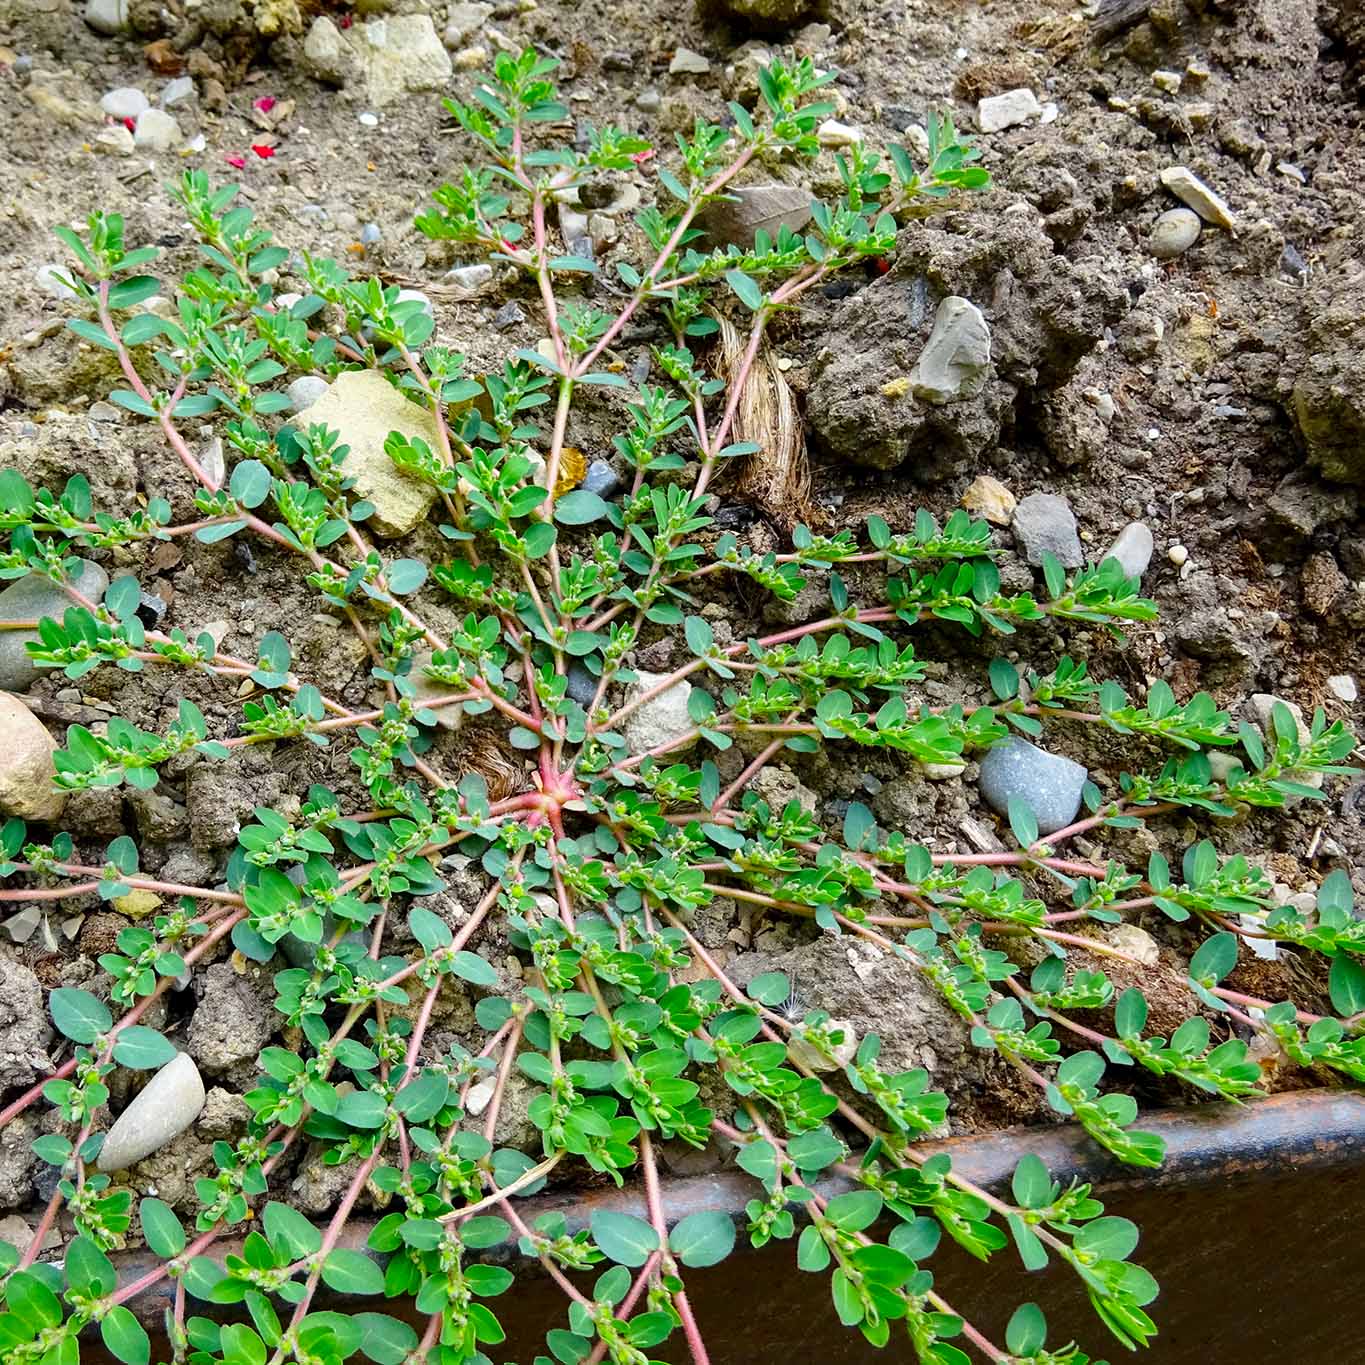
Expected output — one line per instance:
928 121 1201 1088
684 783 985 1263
0 49 1360 1365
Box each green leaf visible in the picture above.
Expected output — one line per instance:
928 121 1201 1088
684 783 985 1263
726 269 764 311
746 971 790 1006
1114 987 1148 1041
230 460 272 509
50 987 112 1044
1006 1303 1047 1357
140 1197 186 1258
554 490 610 525
823 1190 883 1233
66 1235 116 1295
107 276 162 309
105 575 142 621
263 1202 322 1259
354 1313 418 1365
668 1211 735 1268
1010 1153 1054 1209
590 1210 658 1267
112 1026 177 1070
449 951 498 987
1330 956 1365 1016
386 559 428 595
1007 797 1038 848
1188 932 1237 985
101 1306 151 1365
321 1249 385 1295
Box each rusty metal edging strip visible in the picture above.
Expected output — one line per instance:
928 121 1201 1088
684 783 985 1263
110 1089 1365 1320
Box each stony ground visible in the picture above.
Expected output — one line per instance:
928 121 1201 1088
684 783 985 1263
0 0 1363 1251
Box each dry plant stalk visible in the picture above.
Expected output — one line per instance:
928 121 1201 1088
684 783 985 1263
712 313 812 530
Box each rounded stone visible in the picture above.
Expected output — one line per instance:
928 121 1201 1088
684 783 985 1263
287 375 329 414
96 1053 205 1172
100 87 149 120
0 559 111 693
978 736 1088 836
1149 207 1201 260
1103 522 1154 581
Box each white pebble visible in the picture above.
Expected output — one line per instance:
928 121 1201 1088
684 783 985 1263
161 76 195 107
1167 544 1189 567
357 112 380 127
1327 675 1358 704
35 264 79 301
977 88 1042 133
101 87 149 120
817 119 862 147
133 108 181 152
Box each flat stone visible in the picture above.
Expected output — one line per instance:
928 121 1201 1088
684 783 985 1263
697 183 812 250
669 47 711 75
96 1053 205 1172
978 88 1041 132
0 560 110 692
444 1 491 46
1103 522 1154 580
160 76 195 106
1149 207 1201 259
621 669 695 757
909 297 991 404
961 474 1015 525
296 370 441 537
1012 492 1083 568
1159 166 1237 230
85 0 128 34
443 263 494 299
408 650 465 732
100 87 148 120
978 736 1087 836
492 301 525 330
133 108 180 152
0 695 66 823
287 375 329 414
1104 923 1160 967
817 120 862 147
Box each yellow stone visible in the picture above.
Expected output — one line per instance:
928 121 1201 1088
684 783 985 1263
114 890 162 919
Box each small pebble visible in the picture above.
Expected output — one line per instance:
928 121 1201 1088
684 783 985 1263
133 108 181 152
359 222 382 245
288 375 329 414
35 264 79 301
977 88 1041 132
817 119 862 147
357 112 380 128
1149 207 1201 260
101 87 149 120
1327 675 1358 704
1167 544 1189 567
492 301 526 330
668 47 710 75
566 663 598 707
636 89 661 112
582 460 620 499
96 1054 205 1172
443 263 495 299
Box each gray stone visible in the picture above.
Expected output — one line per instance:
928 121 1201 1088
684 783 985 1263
85 0 127 34
0 958 52 1092
295 370 441 537
669 47 711 75
1149 207 1201 259
581 460 620 498
133 108 181 152
493 301 525 330
978 736 1087 835
359 222 382 245
0 560 110 692
978 88 1042 133
443 263 494 299
1159 166 1237 230
636 89 661 112
697 183 812 250
566 663 598 707
1103 522 1154 580
621 669 695 756
1012 492 1083 568
306 14 453 107
287 375 329 414
909 297 991 404
95 125 134 157
97 1053 205 1172
100 87 148 120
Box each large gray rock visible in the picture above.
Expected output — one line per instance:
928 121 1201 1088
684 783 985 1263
909 297 992 404
296 369 441 537
0 695 66 823
1012 493 1083 568
0 560 110 692
978 737 1088 835
97 1053 205 1172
